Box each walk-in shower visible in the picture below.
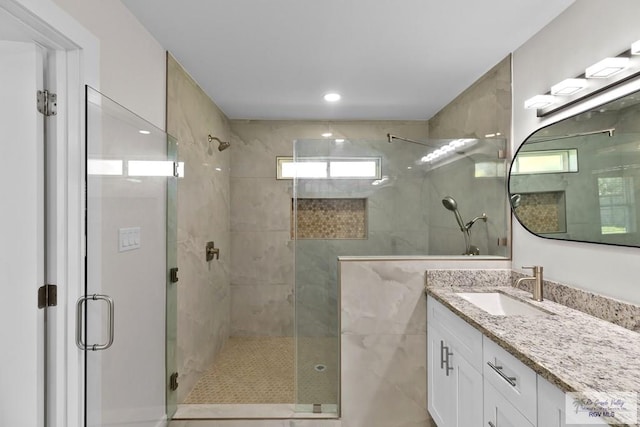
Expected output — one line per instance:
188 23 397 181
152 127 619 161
173 132 509 420
442 196 488 255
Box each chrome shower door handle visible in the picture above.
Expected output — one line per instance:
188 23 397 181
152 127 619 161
76 294 115 351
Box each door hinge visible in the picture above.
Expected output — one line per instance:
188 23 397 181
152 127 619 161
169 372 179 391
497 149 507 159
497 237 508 246
37 90 57 116
38 284 58 309
170 267 179 284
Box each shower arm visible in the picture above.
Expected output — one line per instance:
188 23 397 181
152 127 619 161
386 133 439 148
465 213 487 230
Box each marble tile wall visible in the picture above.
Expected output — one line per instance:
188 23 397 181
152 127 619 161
339 260 505 427
427 55 512 258
428 55 512 141
228 120 429 337
167 54 233 402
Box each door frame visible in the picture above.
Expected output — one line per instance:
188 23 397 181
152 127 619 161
0 1 98 426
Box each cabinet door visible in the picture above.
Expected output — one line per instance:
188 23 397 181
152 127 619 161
453 352 483 427
428 325 452 426
538 375 595 427
484 381 534 427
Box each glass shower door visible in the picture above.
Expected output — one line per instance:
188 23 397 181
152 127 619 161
84 87 179 426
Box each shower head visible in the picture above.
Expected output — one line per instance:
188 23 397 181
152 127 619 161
442 196 458 212
208 135 231 152
442 196 466 231
510 193 522 208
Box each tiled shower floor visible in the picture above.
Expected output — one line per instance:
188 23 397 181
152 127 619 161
184 337 295 404
182 336 339 406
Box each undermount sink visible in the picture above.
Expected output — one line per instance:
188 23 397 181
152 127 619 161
455 292 549 316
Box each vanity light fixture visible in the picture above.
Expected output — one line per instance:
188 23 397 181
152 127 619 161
533 37 640 117
585 57 629 78
524 95 556 110
323 93 341 102
551 78 588 96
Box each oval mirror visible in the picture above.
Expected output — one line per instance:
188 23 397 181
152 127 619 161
509 89 640 247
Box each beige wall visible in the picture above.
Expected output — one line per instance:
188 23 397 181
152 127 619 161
512 0 640 305
167 54 233 401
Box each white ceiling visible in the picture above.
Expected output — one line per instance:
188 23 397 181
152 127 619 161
122 0 575 121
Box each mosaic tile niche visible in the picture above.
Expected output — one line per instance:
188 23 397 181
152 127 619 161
517 191 566 233
293 198 367 239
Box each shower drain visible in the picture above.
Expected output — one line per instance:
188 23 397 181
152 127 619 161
314 364 327 372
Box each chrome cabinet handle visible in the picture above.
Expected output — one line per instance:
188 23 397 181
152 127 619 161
445 349 454 376
440 340 454 375
76 294 115 351
487 361 517 387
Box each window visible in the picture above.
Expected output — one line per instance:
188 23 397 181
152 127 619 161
598 177 636 235
511 149 578 174
276 156 381 179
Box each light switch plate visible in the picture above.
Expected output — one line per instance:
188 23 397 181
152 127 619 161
119 227 141 252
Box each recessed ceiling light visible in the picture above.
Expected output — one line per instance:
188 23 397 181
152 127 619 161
585 57 629 78
551 78 588 96
139 130 151 135
524 95 556 109
324 93 341 102
322 132 333 138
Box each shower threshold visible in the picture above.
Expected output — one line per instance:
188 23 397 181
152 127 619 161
173 403 339 420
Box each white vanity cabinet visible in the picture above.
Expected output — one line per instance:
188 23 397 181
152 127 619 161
427 297 483 427
427 294 598 427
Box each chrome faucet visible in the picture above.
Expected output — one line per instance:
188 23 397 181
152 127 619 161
513 266 544 301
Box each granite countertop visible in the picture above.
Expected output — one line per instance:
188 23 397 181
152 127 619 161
426 285 640 426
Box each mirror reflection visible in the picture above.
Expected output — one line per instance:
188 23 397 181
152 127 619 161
509 90 640 247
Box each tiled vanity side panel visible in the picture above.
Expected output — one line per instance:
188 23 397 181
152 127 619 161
340 260 432 427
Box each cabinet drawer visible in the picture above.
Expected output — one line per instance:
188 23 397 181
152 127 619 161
428 296 483 371
484 381 535 427
483 336 537 424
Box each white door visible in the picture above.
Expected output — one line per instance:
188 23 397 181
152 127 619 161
0 40 46 426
